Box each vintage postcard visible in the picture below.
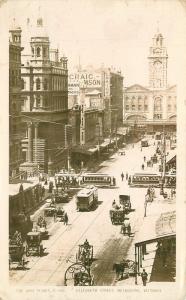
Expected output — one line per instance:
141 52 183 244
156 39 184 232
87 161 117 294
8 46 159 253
0 0 186 299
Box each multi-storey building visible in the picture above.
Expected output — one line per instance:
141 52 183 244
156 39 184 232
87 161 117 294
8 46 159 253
9 26 24 178
68 66 124 136
19 18 68 175
123 31 176 132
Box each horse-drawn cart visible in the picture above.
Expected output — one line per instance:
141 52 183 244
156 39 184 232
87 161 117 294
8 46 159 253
76 243 94 266
119 195 132 213
64 263 94 286
9 242 25 270
25 232 44 256
110 209 125 225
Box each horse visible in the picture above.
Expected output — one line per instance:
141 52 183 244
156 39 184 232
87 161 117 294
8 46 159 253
113 262 125 280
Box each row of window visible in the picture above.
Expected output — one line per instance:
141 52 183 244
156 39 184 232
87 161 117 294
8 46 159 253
21 77 68 91
125 105 148 111
10 69 21 87
31 46 48 58
10 51 20 62
125 103 176 112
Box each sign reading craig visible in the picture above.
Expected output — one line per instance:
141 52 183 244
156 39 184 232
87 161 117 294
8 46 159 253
68 72 102 95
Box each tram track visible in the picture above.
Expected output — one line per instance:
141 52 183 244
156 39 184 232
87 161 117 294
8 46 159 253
13 189 114 284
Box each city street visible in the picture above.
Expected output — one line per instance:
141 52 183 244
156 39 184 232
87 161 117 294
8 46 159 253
9 138 170 286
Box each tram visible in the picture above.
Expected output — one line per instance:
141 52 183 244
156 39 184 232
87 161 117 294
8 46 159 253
76 185 98 211
129 172 160 187
81 173 116 187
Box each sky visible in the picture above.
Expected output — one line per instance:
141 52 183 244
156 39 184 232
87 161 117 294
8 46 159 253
5 0 186 86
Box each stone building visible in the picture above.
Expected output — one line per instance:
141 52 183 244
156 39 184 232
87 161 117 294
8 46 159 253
19 18 68 175
9 26 24 178
123 31 176 132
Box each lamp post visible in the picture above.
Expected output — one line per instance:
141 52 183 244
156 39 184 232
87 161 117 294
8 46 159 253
160 125 166 195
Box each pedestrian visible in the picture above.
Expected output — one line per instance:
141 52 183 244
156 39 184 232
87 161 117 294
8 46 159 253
141 147 142 152
144 156 146 162
127 223 131 237
141 164 144 170
126 172 128 180
128 176 131 185
121 172 124 181
64 212 68 225
141 269 148 286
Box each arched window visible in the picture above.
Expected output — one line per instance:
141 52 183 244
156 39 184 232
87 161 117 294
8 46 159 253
36 96 41 108
154 97 162 112
138 97 143 111
131 97 136 111
21 79 25 90
144 96 148 111
43 47 47 58
36 78 41 90
36 47 41 57
43 79 48 90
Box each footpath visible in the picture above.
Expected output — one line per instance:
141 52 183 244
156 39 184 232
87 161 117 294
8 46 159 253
116 137 176 286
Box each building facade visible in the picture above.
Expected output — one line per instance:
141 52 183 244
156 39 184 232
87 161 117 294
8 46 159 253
123 32 176 132
68 66 124 136
9 26 24 178
19 18 69 175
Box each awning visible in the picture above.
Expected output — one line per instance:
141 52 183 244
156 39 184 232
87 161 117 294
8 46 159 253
117 127 128 135
166 150 176 165
72 147 98 156
135 210 176 247
100 141 110 148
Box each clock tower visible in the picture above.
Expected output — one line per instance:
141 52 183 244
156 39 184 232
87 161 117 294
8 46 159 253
148 32 168 89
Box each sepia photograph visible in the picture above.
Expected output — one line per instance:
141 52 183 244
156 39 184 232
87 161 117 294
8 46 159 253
1 0 186 299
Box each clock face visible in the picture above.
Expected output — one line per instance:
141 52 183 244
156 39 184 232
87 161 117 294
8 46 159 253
154 60 162 70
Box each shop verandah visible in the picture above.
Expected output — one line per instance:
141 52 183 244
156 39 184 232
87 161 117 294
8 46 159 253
134 210 176 284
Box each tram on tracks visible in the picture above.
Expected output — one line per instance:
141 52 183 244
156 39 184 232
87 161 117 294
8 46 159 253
81 173 116 187
76 185 98 211
129 172 176 188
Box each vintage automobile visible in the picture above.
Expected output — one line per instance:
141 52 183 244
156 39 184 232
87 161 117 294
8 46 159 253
119 195 132 213
9 239 25 269
54 207 65 222
76 243 94 266
25 231 44 256
110 208 125 225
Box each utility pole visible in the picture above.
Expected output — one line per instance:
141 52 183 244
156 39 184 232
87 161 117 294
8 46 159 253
160 125 166 195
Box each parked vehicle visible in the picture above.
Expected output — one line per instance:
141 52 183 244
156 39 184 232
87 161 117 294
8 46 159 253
54 189 69 203
76 185 98 211
25 232 44 256
9 240 25 269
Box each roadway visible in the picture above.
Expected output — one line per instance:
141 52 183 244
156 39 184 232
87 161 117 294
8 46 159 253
10 138 160 286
